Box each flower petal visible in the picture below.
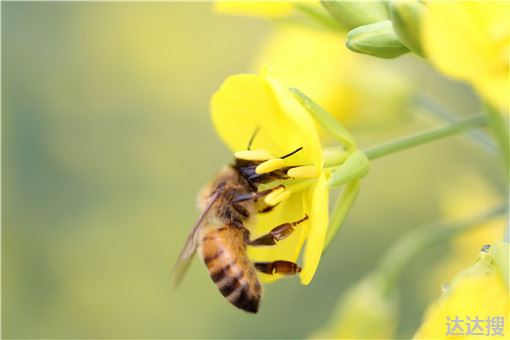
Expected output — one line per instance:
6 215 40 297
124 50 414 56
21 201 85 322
300 171 329 285
422 2 510 111
415 258 509 338
210 74 323 167
267 76 323 167
247 192 309 283
474 74 510 114
422 2 504 79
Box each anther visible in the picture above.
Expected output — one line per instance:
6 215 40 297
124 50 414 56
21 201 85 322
264 187 291 206
287 165 319 178
255 158 286 174
234 150 274 161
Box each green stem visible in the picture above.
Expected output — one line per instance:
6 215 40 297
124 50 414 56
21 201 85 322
377 205 507 295
485 104 509 177
363 114 487 160
415 95 497 155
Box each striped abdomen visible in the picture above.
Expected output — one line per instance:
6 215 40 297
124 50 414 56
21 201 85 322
199 225 261 313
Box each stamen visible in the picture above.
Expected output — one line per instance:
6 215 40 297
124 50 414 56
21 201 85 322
264 186 290 206
255 158 286 174
246 126 260 150
286 179 315 194
264 190 291 207
287 165 319 178
235 150 274 161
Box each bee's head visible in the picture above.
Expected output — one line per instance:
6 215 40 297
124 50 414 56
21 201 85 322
233 149 299 188
233 128 302 188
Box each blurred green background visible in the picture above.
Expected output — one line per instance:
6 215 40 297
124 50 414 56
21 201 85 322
2 2 505 339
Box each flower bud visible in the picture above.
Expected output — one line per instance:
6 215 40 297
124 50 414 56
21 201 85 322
389 0 426 56
311 274 398 339
322 0 388 30
346 20 410 59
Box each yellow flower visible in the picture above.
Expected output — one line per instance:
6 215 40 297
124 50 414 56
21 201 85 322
252 25 413 127
422 1 510 113
210 72 329 285
214 1 295 18
429 174 506 295
414 242 509 339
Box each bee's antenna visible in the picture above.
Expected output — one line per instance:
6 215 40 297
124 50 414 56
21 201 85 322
247 126 260 150
280 146 303 159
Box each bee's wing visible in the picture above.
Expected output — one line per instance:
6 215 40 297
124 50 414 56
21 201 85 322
172 191 219 287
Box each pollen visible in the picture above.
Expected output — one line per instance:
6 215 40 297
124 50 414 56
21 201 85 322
264 187 290 206
234 150 274 161
255 158 286 174
287 165 319 178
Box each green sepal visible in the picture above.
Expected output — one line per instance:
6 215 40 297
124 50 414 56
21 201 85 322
389 0 426 56
330 150 369 187
323 179 360 253
323 147 350 168
346 20 410 59
290 87 356 150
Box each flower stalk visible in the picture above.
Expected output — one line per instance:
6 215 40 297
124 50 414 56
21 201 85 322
414 95 498 155
485 104 509 175
363 114 487 160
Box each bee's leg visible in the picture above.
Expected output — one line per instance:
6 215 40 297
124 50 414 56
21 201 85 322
240 226 252 245
232 185 284 203
232 203 250 218
248 215 308 246
254 261 301 275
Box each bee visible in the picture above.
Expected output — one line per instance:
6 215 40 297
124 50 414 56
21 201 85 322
173 133 308 313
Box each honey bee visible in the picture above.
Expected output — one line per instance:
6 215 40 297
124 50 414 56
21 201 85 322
173 134 308 313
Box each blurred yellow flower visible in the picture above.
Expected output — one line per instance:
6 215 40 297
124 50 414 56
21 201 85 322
414 242 509 339
311 274 398 339
422 1 510 113
210 72 329 284
252 25 413 128
214 1 295 18
430 174 506 294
